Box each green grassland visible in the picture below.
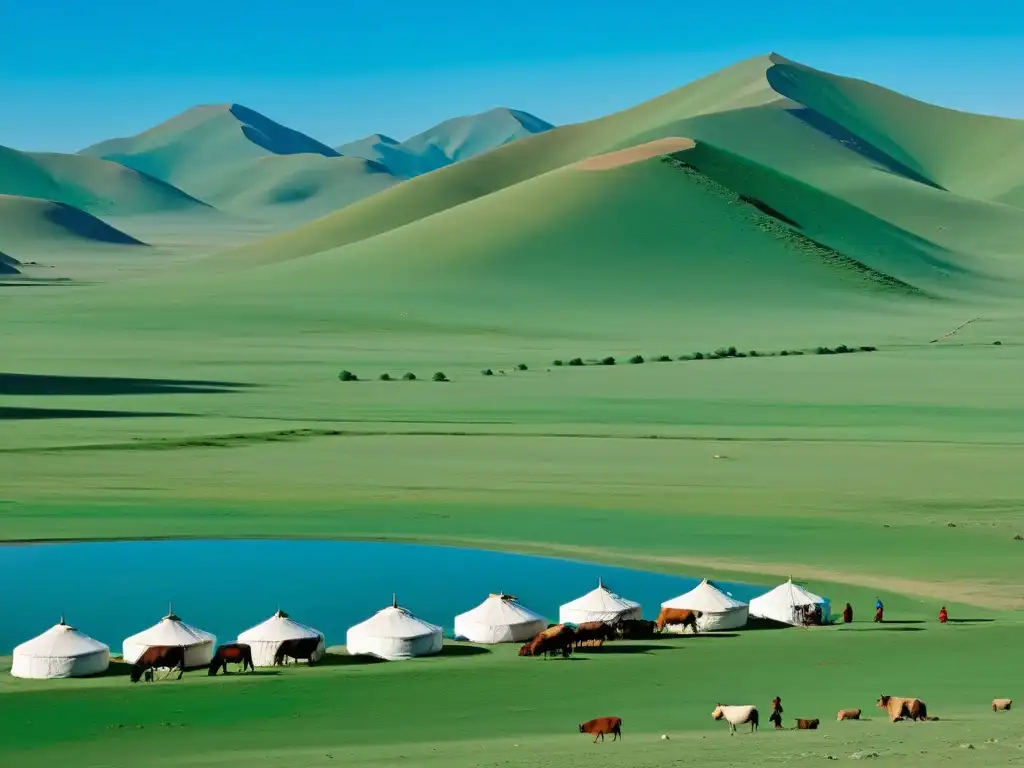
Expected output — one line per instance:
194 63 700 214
1 53 1023 766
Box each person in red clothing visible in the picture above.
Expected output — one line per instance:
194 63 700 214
939 606 948 624
842 602 853 623
769 696 784 729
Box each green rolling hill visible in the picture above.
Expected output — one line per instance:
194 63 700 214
0 144 208 216
0 251 20 275
0 194 147 254
11 53 1024 346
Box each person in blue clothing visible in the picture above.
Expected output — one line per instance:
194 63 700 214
874 598 884 623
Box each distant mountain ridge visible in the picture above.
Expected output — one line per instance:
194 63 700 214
336 108 555 177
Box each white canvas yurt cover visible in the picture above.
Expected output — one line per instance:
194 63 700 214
122 608 216 668
11 617 110 679
662 579 749 631
237 609 325 666
558 578 642 625
454 593 546 644
346 596 443 661
749 579 831 626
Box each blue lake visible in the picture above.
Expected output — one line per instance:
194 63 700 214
0 539 770 653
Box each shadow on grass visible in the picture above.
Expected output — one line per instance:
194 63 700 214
577 644 674 655
947 618 995 624
97 660 133 678
877 620 925 625
684 632 741 639
209 670 282 678
303 653 386 667
0 372 256 396
847 627 925 632
437 644 491 658
0 406 184 421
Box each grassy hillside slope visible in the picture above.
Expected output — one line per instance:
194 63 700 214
0 145 207 216
208 53 1024 287
0 194 146 254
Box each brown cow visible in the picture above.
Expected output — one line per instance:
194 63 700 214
795 718 820 730
519 625 576 658
574 621 615 648
655 608 701 633
130 645 185 683
836 708 861 721
578 716 622 743
876 695 936 722
992 698 1012 712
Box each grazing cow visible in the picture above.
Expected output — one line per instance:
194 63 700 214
574 621 615 648
208 643 255 676
614 619 658 640
519 624 576 658
578 716 622 743
273 636 324 666
655 608 701 634
837 708 861 721
712 704 759 735
130 645 186 683
795 718 820 730
992 698 1012 712
876 695 936 722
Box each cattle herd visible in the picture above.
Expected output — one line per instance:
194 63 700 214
518 613 694 658
579 696 1014 744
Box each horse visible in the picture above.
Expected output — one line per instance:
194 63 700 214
130 645 186 683
273 636 324 666
208 643 255 675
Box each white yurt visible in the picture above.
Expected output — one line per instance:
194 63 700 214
11 617 110 679
237 609 325 666
661 579 749 631
749 579 831 626
454 593 547 644
558 578 642 625
346 596 443 661
122 607 216 668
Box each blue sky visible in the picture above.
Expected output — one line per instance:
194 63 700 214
2 0 1022 151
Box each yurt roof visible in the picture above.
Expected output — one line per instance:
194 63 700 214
239 609 323 641
349 598 442 639
752 579 825 608
662 579 747 611
560 578 640 612
14 618 108 657
125 609 214 647
456 593 545 626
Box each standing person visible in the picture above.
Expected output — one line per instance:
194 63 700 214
842 602 853 623
938 606 948 624
770 696 784 729
874 598 884 623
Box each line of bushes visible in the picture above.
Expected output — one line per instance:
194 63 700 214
339 371 448 382
550 344 878 368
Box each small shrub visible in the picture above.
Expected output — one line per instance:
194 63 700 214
656 355 672 362
402 372 417 381
629 355 645 365
338 370 358 382
553 359 564 366
815 346 834 355
834 344 852 354
692 352 704 360
379 373 392 381
569 357 585 367
994 340 1002 346
601 356 616 366
516 363 528 371
482 368 493 376
727 346 738 358
432 372 449 382
790 350 805 356
748 350 760 358
711 348 728 359
677 354 693 361
859 346 878 352
736 352 747 358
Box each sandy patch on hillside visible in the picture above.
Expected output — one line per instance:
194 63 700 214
574 137 696 171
